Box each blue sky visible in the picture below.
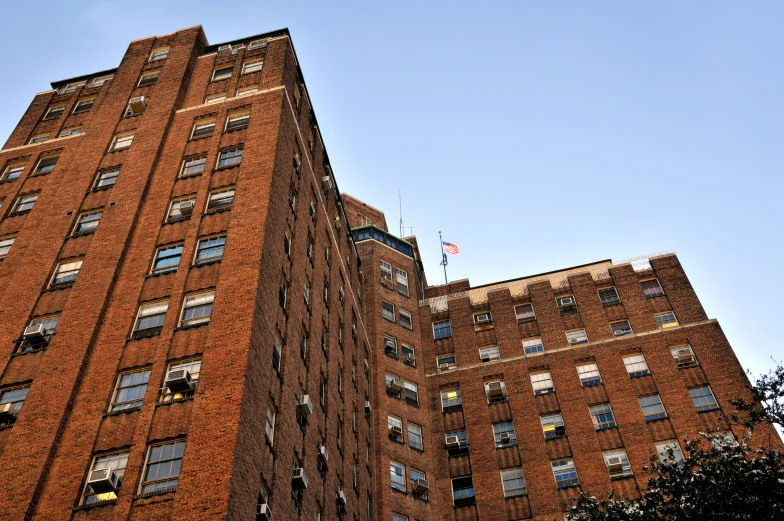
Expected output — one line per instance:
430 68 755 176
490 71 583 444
1 1 781 378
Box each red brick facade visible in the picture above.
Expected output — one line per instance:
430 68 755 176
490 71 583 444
0 24 778 521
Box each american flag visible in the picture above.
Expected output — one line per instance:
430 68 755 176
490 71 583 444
442 241 459 255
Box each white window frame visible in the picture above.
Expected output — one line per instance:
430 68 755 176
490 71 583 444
479 346 500 363
138 71 160 87
500 468 526 497
80 451 129 505
522 337 544 356
242 59 264 74
51 258 83 286
149 47 169 61
576 362 601 386
236 86 259 97
205 93 227 104
167 197 196 220
206 187 235 211
110 133 135 151
566 329 589 345
224 112 250 132
1 164 24 182
530 371 554 395
90 75 113 88
670 345 698 367
265 402 277 444
603 450 632 477
133 300 169 332
191 120 216 139
180 156 207 177
72 98 95 114
655 312 679 329
212 66 234 82
179 292 215 327
437 353 456 369
139 440 185 494
623 353 650 377
44 105 65 119
0 236 15 259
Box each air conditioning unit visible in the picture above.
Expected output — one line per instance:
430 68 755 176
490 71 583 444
178 200 195 216
402 352 415 362
0 403 18 420
439 362 453 371
499 432 511 443
613 330 626 336
128 96 148 114
23 324 47 339
487 382 504 397
318 443 329 466
385 339 396 350
297 394 313 416
217 44 233 57
474 313 491 325
412 478 429 493
559 297 575 306
165 369 193 392
677 349 695 363
445 435 460 448
364 400 372 414
256 503 272 521
292 467 308 490
87 467 120 493
336 489 347 507
568 338 581 345
387 378 403 393
389 425 402 437
606 456 624 472
480 356 492 363
322 175 332 191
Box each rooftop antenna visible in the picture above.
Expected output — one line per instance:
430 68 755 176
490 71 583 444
399 189 403 238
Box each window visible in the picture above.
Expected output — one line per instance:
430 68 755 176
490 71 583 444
473 312 492 326
671 345 698 367
225 112 250 131
540 413 565 439
655 312 679 328
437 354 456 370
110 369 151 411
167 197 196 220
390 461 405 491
611 320 633 336
179 292 214 327
446 429 468 451
133 301 168 335
212 66 234 81
711 431 739 450
59 128 81 138
18 315 58 352
44 105 65 120
90 75 113 88
408 423 423 450
60 82 85 93
451 476 475 506
149 47 169 61
411 468 427 500
433 320 452 340
598 286 621 305
576 362 601 386
195 236 225 264
279 274 288 308
283 229 292 257
566 329 589 345
656 440 684 463
191 120 215 138
557 295 578 313
34 156 58 175
237 86 259 97
641 278 664 298
382 301 395 321
0 386 30 413
380 260 393 286
29 134 48 144
479 346 500 363
401 344 416 366
403 381 418 405
207 187 235 210
552 459 578 488
441 388 462 412
265 402 276 443
523 337 544 355
94 168 119 189
1 164 23 182
138 71 160 87
248 39 267 50
399 309 412 329
623 354 650 377
299 327 308 359
151 244 183 274
485 380 508 403
242 59 264 74
515 303 535 323
531 371 554 395
140 440 185 493
604 450 632 477
639 394 667 421
73 98 95 113
501 468 527 497
205 93 227 104
396 268 409 296
51 259 82 287
82 452 129 504
589 403 617 430
0 236 15 259
110 133 134 151
689 386 719 412
217 148 243 168
180 156 206 177
73 210 102 235
163 359 201 401
387 414 403 442
273 332 282 372
493 421 517 447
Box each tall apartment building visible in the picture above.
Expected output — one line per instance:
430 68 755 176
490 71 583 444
0 24 777 521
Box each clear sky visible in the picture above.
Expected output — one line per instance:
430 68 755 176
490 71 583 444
1 1 781 378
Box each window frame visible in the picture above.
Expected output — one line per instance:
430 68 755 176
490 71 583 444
133 300 169 335
552 459 578 488
623 353 650 377
149 47 169 61
138 71 160 87
73 210 103 235
139 440 186 494
576 362 601 386
167 196 197 221
72 98 95 114
514 303 535 323
500 468 527 497
603 449 632 477
656 440 684 463
205 93 227 104
1 163 24 182
151 243 183 274
178 291 215 328
398 309 412 329
211 66 234 82
639 394 668 421
236 85 259 97
670 345 698 367
0 235 15 259
216 147 243 169
479 345 501 363
566 328 589 345
598 286 621 305
441 388 462 412
94 168 119 189
610 320 633 337
655 311 679 329
194 235 226 265
109 368 151 412
50 258 83 287
180 155 207 177
689 385 719 412
433 319 452 340
190 119 216 139
206 187 235 211
110 133 135 151
224 112 250 132
522 336 544 356
589 403 617 430
641 278 665 298
242 59 264 74
80 451 129 505
530 371 554 395
43 105 65 120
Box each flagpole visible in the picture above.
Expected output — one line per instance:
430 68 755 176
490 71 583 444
439 231 448 284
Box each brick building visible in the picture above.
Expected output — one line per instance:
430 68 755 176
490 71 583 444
0 24 778 521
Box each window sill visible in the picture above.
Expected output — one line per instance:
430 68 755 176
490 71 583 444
193 258 222 268
164 216 191 225
178 172 203 180
382 316 396 323
147 267 178 278
610 473 634 481
129 328 162 341
442 405 463 414
104 405 142 417
645 416 669 423
0 178 18 185
8 210 31 217
90 185 114 193
12 346 48 357
223 126 248 133
71 229 97 238
629 372 651 378
434 336 453 341
602 300 622 308
73 499 117 511
517 317 536 324
48 281 75 291
133 488 177 501
504 493 528 500
645 293 665 299
156 395 195 407
205 206 232 215
696 406 720 413
107 147 131 154
581 381 602 388
557 484 580 490
188 134 214 142
213 163 241 172
174 321 210 332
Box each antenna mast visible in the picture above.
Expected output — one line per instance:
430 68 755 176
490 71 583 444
399 189 403 238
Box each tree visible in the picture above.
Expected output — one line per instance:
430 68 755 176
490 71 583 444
567 363 784 521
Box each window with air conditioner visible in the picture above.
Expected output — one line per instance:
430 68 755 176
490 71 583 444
514 303 535 323
411 468 428 500
501 468 527 497
530 371 554 395
670 345 698 367
557 295 578 313
493 421 517 447
109 369 150 412
167 197 196 221
589 403 617 430
401 344 416 366
0 386 29 418
441 388 462 412
623 353 650 377
540 413 565 439
566 329 589 345
19 315 59 353
140 440 185 494
151 244 183 274
179 292 214 327
473 311 493 326
523 337 544 355
180 156 206 177
132 301 168 337
162 359 201 402
604 450 632 477
611 320 632 336
639 394 667 421
479 346 500 363
485 380 507 403
437 353 456 370
576 362 601 386
380 260 392 286
81 451 129 505
387 415 403 442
